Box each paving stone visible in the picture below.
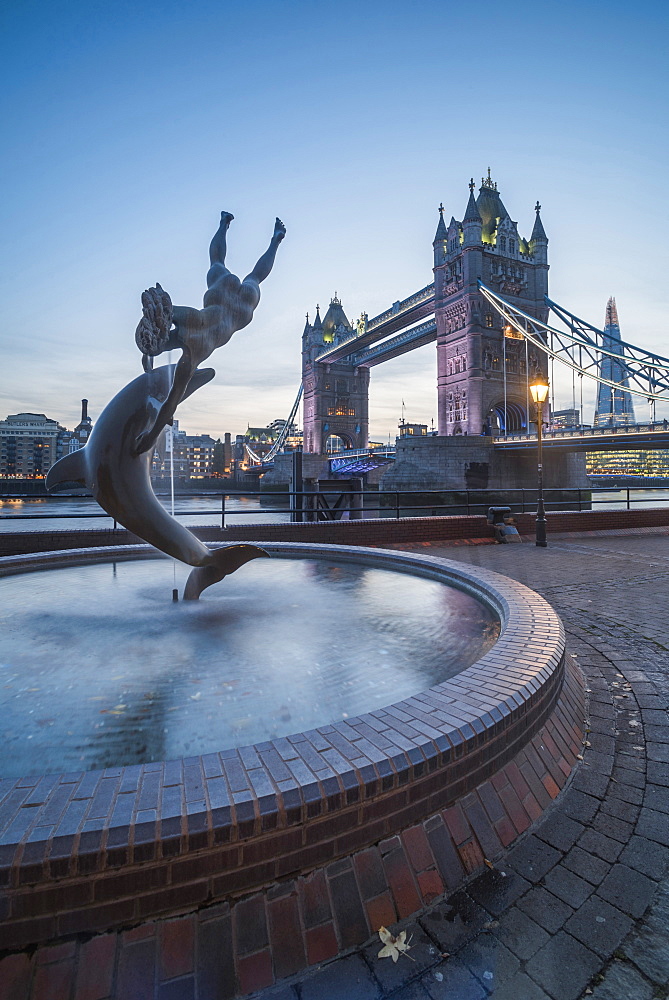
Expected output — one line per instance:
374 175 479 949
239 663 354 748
647 761 669 786
423 957 486 999
362 924 435 993
576 828 624 863
490 906 550 961
608 781 643 805
645 783 669 814
647 742 669 763
570 769 609 799
419 891 490 954
561 790 600 824
457 935 520 988
505 835 560 883
300 954 379 1000
535 812 584 853
525 931 600 1000
562 846 610 886
592 812 635 844
465 868 530 917
516 887 574 934
379 982 431 1000
599 795 639 824
621 882 669 984
564 896 633 957
619 835 669 878
482 971 552 1000
589 960 655 1000
597 864 657 918
542 865 593 908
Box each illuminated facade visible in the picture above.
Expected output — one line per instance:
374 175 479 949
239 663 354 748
433 173 549 436
302 296 370 453
0 413 62 478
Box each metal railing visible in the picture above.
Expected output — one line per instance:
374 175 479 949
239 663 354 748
1 486 668 531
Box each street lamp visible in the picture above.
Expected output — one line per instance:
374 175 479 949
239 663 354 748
529 372 550 547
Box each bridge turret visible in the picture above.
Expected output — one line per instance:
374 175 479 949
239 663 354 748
433 203 448 266
529 202 548 264
462 179 482 247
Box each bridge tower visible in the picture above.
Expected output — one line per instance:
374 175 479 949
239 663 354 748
302 296 370 453
434 172 549 436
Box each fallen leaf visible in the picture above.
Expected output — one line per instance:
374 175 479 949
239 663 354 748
484 858 495 870
377 926 414 963
576 754 584 760
483 920 500 930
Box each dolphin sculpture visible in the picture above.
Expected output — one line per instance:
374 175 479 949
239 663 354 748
46 364 268 599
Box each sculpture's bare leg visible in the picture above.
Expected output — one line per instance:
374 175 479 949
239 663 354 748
243 218 286 286
206 211 234 284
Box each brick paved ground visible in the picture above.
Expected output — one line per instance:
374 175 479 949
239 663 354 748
250 530 669 1000
2 528 668 999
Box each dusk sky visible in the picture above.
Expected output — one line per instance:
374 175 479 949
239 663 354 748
2 0 668 441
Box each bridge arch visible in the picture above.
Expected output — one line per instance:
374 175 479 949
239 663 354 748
489 399 527 435
325 432 353 453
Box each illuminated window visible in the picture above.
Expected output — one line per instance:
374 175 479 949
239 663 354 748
485 314 493 328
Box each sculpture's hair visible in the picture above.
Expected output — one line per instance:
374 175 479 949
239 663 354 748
135 283 174 356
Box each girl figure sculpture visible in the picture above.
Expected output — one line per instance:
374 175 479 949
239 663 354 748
135 211 286 455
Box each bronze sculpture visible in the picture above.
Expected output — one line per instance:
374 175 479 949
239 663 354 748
47 212 285 598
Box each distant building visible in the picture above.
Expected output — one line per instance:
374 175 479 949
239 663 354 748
398 421 428 438
58 399 94 458
0 412 63 478
586 449 669 479
551 408 581 429
151 420 189 478
186 434 217 478
594 299 635 427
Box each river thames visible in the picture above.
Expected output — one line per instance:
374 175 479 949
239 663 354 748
1 488 668 533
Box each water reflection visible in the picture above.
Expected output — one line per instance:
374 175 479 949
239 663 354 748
0 557 498 777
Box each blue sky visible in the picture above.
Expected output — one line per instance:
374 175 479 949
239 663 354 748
1 0 668 439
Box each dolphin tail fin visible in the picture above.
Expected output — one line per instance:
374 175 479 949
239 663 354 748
46 449 87 492
183 544 269 601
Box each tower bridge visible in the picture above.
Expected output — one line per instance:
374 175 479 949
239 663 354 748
267 171 669 491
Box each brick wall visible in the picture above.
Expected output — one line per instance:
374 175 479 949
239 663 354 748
2 506 668 557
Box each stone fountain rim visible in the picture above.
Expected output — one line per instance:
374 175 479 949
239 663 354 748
0 541 565 933
0 541 562 795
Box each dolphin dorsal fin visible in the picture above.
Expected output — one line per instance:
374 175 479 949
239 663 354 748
45 448 87 492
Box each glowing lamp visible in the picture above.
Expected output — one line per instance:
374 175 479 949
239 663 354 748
529 373 550 405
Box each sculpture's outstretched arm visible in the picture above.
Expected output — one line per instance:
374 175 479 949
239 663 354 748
243 218 286 285
134 346 195 456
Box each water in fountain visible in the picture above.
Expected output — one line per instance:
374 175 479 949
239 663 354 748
0 555 499 777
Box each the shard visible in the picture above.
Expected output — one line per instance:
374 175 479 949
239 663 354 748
594 298 635 426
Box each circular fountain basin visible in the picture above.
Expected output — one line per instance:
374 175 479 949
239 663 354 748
0 542 577 962
0 551 498 777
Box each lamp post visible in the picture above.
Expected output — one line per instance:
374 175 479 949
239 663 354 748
529 372 549 547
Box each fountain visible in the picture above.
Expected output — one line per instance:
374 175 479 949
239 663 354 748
0 213 584 994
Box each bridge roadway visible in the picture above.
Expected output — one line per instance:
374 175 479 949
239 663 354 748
315 282 435 364
494 424 669 452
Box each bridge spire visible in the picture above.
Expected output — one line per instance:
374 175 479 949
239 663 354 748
531 202 547 243
462 179 482 248
313 304 322 329
433 202 447 242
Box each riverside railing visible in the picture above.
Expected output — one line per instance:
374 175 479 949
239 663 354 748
1 486 669 530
